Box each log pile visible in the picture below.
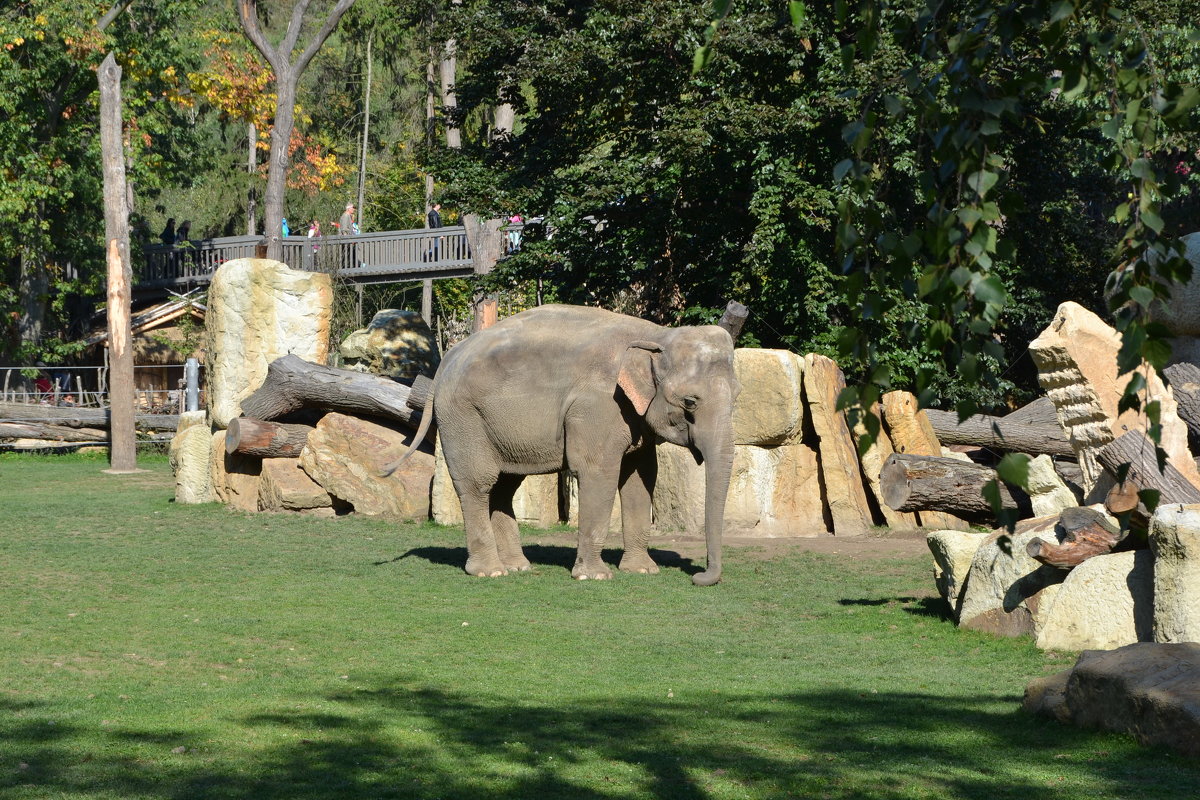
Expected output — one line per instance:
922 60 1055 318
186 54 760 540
0 400 179 449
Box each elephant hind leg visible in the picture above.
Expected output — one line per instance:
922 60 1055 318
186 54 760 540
491 474 531 572
454 477 508 578
618 446 659 575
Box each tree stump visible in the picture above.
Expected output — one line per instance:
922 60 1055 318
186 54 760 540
880 452 1030 524
1026 506 1128 569
226 417 315 458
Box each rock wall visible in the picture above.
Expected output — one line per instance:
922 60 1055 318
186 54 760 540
206 258 332 428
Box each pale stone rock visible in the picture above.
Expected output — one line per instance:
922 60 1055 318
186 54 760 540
1024 642 1200 757
209 430 261 512
299 413 432 519
654 441 828 538
880 391 969 531
1034 551 1153 651
1026 454 1079 518
852 403 920 529
1029 301 1200 496
926 529 988 614
205 258 332 428
938 447 972 462
339 309 441 381
431 435 561 528
176 410 208 434
258 458 333 511
803 353 875 536
169 423 214 504
732 349 804 446
1149 503 1200 643
957 515 1067 637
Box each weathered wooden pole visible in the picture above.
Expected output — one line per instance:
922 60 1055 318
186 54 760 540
99 52 137 472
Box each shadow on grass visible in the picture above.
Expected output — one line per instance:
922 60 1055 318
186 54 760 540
387 544 701 576
3 682 1193 800
838 596 956 622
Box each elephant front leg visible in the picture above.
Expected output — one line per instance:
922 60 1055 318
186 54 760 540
571 469 619 580
618 446 659 575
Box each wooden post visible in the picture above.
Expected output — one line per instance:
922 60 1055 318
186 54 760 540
464 213 506 332
422 279 433 324
99 53 137 472
717 301 749 342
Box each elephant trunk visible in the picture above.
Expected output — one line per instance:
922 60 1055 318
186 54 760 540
691 413 734 587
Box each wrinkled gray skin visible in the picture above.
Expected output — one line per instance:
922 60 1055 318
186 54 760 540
389 304 739 585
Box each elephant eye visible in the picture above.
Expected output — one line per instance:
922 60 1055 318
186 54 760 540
681 395 699 411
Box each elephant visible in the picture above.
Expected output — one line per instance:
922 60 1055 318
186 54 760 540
385 304 739 585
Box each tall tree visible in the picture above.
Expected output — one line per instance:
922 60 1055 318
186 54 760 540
237 0 356 259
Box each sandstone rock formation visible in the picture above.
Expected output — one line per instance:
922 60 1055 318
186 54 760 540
926 529 987 613
731 349 805 445
1034 550 1154 651
1025 454 1080 518
258 457 334 512
209 429 262 512
956 516 1066 637
299 412 432 518
880 391 968 530
168 413 214 504
803 354 875 536
206 258 332 428
1028 301 1200 497
1149 503 1200 643
1024 642 1200 757
339 309 440 381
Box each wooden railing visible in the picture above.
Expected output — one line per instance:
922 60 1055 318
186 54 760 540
138 227 475 289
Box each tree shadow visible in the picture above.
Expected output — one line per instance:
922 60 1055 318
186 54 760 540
3 683 1192 799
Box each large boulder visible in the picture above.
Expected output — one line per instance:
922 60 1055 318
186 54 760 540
653 441 829 537
1024 642 1200 757
209 429 262 512
926 529 988 616
1034 550 1154 651
431 436 560 528
339 309 440 381
169 412 214 504
300 412 432 519
258 458 334 512
1149 503 1200 643
205 258 332 428
803 353 875 536
1025 454 1080 518
956 516 1067 637
1028 301 1200 497
731 349 804 446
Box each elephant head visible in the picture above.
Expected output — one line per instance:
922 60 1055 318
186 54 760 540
617 326 739 586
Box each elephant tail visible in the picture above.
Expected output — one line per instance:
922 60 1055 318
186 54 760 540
378 383 436 478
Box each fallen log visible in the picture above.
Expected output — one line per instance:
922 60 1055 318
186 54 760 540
1164 362 1200 451
924 408 1074 457
0 422 110 442
1098 430 1200 527
1002 396 1059 427
880 452 1031 524
226 417 315 458
1026 506 1128 569
239 354 431 426
0 401 179 431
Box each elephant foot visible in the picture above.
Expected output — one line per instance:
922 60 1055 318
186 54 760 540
572 561 613 581
618 552 660 574
465 556 509 578
502 556 532 572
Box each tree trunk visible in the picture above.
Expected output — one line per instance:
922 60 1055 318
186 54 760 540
0 422 110 442
239 354 430 426
246 122 258 235
1098 430 1200 527
356 31 373 226
880 452 1030 524
1164 362 1200 451
1026 506 1129 569
924 408 1074 457
238 0 356 261
226 417 314 458
1003 396 1059 426
0 401 180 431
99 52 136 472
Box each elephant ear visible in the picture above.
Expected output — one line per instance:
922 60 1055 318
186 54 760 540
617 340 661 416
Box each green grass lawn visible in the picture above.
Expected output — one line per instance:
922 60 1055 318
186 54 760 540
1 453 1197 799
